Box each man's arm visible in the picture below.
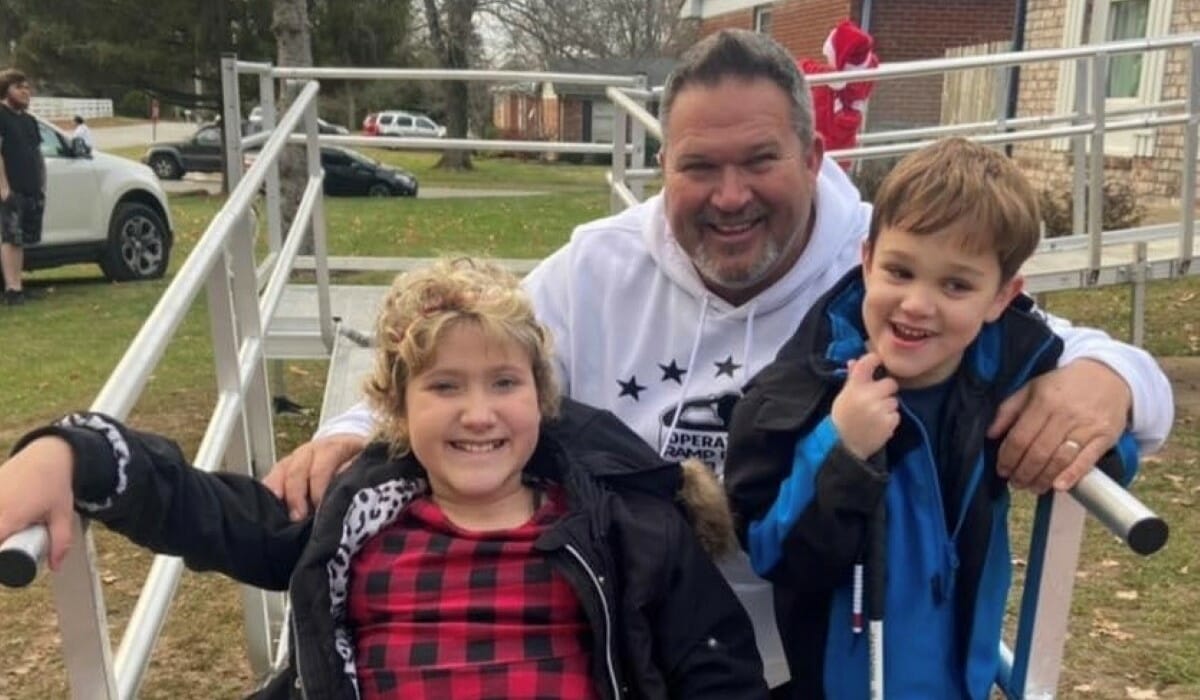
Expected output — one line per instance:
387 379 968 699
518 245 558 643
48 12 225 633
0 145 11 201
260 402 374 520
991 315 1173 493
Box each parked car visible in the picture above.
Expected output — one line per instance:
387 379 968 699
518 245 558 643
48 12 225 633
245 145 418 197
374 110 446 138
146 117 351 180
142 122 222 179
247 106 350 136
23 118 174 281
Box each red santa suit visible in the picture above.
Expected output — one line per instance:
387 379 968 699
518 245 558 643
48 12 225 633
798 20 879 169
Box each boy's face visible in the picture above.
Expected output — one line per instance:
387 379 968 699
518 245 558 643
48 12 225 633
861 224 1023 389
404 324 541 507
3 80 31 110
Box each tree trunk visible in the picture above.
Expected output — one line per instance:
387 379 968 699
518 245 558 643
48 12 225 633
424 0 476 170
273 0 314 253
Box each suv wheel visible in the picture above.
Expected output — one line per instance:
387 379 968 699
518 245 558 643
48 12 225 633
149 153 183 180
368 183 392 197
100 202 171 281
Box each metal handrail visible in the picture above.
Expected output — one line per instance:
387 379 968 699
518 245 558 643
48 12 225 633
0 79 328 698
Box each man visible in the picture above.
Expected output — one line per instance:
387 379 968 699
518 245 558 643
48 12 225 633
0 69 45 305
265 30 1173 692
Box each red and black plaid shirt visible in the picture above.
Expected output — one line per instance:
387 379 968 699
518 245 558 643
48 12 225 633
347 487 598 699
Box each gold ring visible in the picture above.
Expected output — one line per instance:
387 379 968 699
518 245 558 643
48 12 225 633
1061 438 1082 452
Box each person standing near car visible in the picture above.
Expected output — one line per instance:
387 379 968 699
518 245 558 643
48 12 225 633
71 115 92 151
0 68 45 306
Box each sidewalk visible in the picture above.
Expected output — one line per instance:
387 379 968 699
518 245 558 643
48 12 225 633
92 121 198 150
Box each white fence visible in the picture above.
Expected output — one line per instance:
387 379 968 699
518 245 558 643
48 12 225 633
29 96 113 120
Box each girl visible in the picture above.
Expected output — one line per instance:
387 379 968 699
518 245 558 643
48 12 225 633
0 258 766 699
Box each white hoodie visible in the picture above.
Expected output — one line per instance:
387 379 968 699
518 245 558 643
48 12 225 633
317 156 1173 687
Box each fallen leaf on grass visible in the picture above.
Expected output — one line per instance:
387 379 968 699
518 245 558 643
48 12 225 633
1115 590 1139 600
1125 687 1159 699
288 365 310 377
1092 619 1134 641
1073 683 1095 693
1101 559 1121 568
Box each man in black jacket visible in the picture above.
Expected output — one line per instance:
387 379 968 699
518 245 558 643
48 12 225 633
0 68 45 306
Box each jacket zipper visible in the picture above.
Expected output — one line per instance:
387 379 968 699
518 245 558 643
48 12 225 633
290 611 307 698
563 543 621 699
900 402 974 603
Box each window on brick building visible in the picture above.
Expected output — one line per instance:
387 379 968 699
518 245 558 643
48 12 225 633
1055 0 1174 157
753 6 772 34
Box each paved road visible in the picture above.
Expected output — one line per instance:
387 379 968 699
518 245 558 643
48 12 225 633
91 122 545 198
92 121 200 150
152 172 543 199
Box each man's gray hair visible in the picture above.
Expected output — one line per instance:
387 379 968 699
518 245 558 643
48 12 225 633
660 29 814 150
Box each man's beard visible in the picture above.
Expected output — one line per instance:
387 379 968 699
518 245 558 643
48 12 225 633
691 233 783 291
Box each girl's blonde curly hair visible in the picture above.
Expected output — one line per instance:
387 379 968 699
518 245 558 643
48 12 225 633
364 258 560 455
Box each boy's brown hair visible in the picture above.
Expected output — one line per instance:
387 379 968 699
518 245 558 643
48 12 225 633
0 69 28 97
365 257 559 455
867 137 1041 281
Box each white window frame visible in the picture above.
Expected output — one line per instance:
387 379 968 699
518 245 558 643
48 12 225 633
753 5 773 34
1054 0 1174 157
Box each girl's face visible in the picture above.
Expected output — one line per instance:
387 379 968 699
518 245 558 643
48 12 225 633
404 323 541 511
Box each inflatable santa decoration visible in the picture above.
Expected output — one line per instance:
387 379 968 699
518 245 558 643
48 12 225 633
798 20 879 169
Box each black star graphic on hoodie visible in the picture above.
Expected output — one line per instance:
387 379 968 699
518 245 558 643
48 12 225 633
714 355 742 378
659 359 687 384
617 375 647 400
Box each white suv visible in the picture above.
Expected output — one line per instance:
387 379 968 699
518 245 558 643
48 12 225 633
25 119 174 281
374 111 446 138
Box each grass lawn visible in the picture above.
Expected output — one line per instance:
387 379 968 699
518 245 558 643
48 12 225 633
0 163 1197 698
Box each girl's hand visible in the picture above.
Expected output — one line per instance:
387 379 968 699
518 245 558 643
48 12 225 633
0 437 77 571
831 353 900 460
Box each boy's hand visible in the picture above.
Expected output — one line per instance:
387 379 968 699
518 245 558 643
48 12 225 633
831 353 900 461
262 434 366 521
0 437 77 571
989 359 1131 493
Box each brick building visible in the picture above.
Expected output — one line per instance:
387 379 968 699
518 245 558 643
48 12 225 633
1013 0 1200 207
492 59 675 147
679 0 1019 129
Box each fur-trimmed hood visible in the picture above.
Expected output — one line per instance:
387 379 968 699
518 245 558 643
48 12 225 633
679 458 739 557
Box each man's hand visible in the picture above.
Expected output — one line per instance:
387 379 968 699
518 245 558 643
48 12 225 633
0 437 77 571
989 359 1132 494
262 434 367 520
831 353 900 460
0 183 10 203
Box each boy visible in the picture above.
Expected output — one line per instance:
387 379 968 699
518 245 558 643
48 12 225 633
724 138 1140 699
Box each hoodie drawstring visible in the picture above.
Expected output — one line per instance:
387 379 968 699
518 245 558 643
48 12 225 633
660 295 711 457
741 302 758 382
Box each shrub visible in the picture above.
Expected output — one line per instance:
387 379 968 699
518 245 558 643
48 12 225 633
117 90 151 119
1039 180 1145 238
850 156 901 204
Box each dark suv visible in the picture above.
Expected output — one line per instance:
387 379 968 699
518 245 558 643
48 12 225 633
144 119 350 180
142 123 223 180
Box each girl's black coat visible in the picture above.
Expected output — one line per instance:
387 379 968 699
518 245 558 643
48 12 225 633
23 398 766 699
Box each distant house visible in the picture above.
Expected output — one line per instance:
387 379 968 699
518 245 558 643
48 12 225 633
679 0 1020 131
492 58 676 147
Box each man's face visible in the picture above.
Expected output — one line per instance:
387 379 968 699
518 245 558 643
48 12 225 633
4 80 31 110
660 76 822 305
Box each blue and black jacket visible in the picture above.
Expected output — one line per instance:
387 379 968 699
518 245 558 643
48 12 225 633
725 268 1139 699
